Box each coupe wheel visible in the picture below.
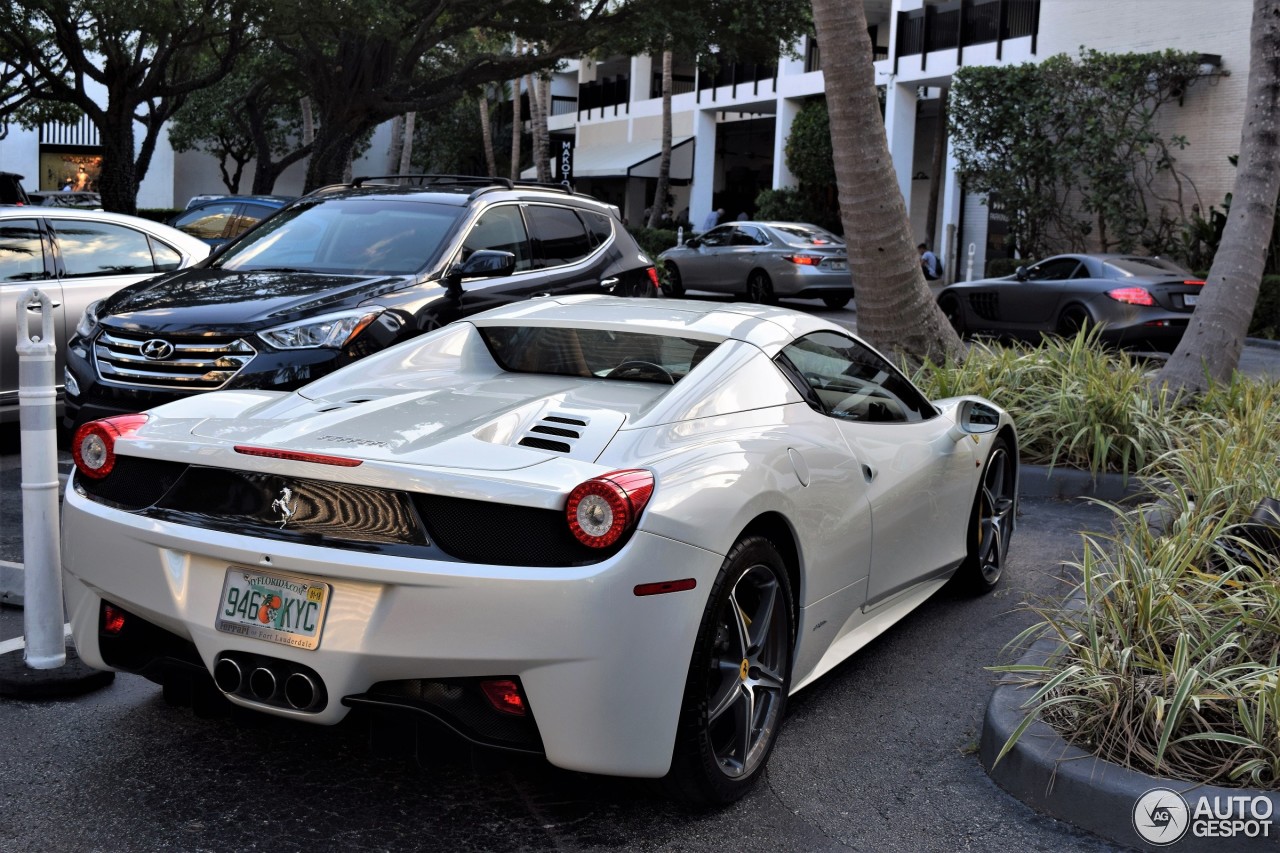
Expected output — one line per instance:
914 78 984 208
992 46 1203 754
746 270 776 305
1058 305 1092 337
663 262 686 298
938 294 966 335
666 536 794 805
821 296 850 309
957 437 1015 593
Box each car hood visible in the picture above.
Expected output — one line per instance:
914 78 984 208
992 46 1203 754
177 374 669 471
99 267 413 333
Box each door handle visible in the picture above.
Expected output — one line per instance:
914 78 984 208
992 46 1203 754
600 277 619 290
28 300 61 309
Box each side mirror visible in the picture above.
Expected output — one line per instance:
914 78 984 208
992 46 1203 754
685 237 701 249
947 399 1001 442
1014 265 1029 282
445 249 516 296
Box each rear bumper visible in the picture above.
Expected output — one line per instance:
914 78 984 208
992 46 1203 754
62 484 723 777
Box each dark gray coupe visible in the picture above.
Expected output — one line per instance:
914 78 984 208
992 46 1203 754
937 254 1205 350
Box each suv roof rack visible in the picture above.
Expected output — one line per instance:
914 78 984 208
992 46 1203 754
351 174 511 189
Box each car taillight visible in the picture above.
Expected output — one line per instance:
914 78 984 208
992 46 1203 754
782 254 822 266
565 469 654 548
1184 279 1205 286
72 414 149 480
480 679 527 716
645 266 660 289
1106 287 1156 306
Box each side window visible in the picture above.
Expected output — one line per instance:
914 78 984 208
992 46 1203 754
462 205 533 272
525 205 593 267
776 331 934 423
699 226 733 248
228 203 277 238
149 237 183 272
51 220 158 277
579 210 614 248
170 202 238 241
0 218 46 281
1028 258 1081 281
734 225 769 246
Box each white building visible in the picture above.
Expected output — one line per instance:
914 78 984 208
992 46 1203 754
533 0 1250 280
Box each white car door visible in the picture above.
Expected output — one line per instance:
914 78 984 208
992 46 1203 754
776 331 977 607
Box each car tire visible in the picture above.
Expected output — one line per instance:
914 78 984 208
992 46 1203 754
1057 305 1092 337
663 262 686 298
938 293 966 335
665 535 794 806
746 270 776 305
821 296 850 309
955 437 1015 594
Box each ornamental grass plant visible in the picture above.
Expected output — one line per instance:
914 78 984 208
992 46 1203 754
931 334 1280 789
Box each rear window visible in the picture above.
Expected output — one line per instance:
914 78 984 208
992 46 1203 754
214 197 464 275
1104 257 1193 278
478 326 720 385
769 224 844 247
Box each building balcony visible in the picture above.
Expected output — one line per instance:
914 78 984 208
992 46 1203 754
895 0 1040 72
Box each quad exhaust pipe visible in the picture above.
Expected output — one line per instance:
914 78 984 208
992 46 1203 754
212 654 324 712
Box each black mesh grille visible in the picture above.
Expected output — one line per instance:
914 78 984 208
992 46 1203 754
414 494 615 566
360 677 542 751
76 456 188 509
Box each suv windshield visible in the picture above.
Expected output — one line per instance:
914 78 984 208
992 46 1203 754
213 196 465 275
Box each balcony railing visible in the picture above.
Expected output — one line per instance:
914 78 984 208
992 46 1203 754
805 32 889 74
895 0 1040 71
649 73 696 100
577 75 630 116
695 61 777 102
550 96 578 116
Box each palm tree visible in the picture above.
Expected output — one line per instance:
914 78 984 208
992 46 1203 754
478 90 498 177
646 48 674 228
809 0 962 364
1154 0 1280 394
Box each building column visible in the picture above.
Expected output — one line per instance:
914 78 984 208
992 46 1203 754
690 108 718 229
939 136 965 282
772 97 801 189
882 80 918 208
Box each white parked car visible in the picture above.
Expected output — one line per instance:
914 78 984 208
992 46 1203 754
63 295 1018 804
0 208 209 422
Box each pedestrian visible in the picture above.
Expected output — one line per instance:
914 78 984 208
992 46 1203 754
918 243 940 281
700 208 724 232
736 211 748 221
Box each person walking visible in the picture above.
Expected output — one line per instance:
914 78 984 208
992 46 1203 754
700 208 724 232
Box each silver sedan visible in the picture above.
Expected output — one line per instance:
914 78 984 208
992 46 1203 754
658 222 854 308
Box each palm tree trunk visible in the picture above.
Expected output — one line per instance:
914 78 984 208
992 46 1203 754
510 58 523 180
387 114 405 173
479 92 498 177
399 112 416 173
809 0 962 364
647 49 674 229
531 71 550 182
1154 0 1280 394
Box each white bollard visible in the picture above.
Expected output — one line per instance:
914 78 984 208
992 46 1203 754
677 225 684 246
965 243 976 283
16 288 65 670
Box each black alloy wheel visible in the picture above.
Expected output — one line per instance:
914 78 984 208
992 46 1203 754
938 294 966 335
957 437 1016 593
746 270 776 305
666 536 794 805
663 262 686 298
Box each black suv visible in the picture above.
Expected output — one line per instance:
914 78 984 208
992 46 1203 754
64 176 660 428
1 172 31 206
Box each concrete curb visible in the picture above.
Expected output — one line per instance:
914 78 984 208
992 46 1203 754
1018 464 1143 502
1246 336 1280 351
981 624 1280 851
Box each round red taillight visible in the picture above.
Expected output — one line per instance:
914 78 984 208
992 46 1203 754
566 469 655 548
72 414 149 480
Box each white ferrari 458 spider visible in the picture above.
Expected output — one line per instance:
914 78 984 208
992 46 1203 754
63 295 1017 805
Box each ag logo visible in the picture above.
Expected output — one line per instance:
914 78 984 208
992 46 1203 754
1133 787 1190 846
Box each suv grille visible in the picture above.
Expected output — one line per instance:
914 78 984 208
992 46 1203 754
94 329 256 389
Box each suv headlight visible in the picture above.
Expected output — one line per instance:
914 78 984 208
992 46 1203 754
259 308 384 350
75 299 102 338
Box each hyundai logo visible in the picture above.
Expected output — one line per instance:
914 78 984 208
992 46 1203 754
140 339 175 360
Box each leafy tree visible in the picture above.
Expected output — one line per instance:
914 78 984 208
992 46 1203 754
1155 0 1280 393
809 0 961 364
169 46 312 195
0 0 252 213
949 49 1202 259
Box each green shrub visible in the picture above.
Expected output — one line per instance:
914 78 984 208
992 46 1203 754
627 227 681 262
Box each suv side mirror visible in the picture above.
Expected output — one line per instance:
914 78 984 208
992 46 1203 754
1014 265 1029 282
445 249 516 295
947 399 1001 442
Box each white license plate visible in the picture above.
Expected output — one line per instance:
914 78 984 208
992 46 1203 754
829 260 848 270
1183 293 1199 306
215 567 331 650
